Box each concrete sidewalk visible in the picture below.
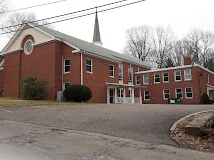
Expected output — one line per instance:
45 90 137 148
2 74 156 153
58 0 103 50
0 120 214 160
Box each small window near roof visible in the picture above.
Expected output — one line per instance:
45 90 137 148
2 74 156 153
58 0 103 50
136 75 141 85
64 59 70 73
154 73 160 83
109 64 114 77
24 40 33 55
143 74 149 84
86 59 92 73
163 72 169 82
184 69 191 80
175 70 181 81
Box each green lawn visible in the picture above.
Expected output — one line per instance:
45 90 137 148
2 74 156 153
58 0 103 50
0 97 77 107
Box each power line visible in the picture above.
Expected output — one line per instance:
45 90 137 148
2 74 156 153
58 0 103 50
0 0 145 35
6 0 67 13
0 0 130 30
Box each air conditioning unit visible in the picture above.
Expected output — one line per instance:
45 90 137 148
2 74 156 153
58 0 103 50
56 91 66 101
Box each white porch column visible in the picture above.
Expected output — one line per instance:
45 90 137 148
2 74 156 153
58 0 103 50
131 87 134 104
123 87 126 104
139 88 142 104
107 87 110 104
114 87 117 104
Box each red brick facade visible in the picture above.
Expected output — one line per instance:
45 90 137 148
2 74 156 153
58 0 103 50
137 65 214 104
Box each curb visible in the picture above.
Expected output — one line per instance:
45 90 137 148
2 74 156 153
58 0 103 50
170 110 214 131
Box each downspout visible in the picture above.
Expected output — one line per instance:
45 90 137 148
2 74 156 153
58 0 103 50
18 50 22 98
61 38 64 91
80 53 83 85
199 72 202 103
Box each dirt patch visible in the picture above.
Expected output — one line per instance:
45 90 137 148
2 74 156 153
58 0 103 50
171 112 214 153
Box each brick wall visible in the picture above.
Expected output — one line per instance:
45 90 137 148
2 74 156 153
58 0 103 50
138 66 204 104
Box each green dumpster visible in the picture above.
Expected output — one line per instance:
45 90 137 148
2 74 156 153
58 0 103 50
168 98 181 104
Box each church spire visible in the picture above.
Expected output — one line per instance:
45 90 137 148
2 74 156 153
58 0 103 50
93 8 102 46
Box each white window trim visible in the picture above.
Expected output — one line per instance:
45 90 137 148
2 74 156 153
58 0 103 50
162 72 169 83
119 64 123 82
136 75 141 85
185 87 193 99
143 74 149 85
174 70 182 82
163 89 170 100
128 67 133 83
24 39 34 55
144 90 150 101
175 88 183 99
63 82 70 90
86 58 93 74
154 73 160 84
109 64 114 78
64 59 70 74
184 69 192 81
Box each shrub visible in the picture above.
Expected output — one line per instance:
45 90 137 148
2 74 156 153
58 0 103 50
63 85 92 102
20 77 48 100
202 93 210 104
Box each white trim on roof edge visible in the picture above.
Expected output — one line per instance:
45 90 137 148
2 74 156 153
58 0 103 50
135 64 214 75
1 24 26 53
2 48 23 55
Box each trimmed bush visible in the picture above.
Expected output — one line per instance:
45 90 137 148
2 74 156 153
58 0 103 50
202 93 210 104
20 77 48 100
63 85 92 102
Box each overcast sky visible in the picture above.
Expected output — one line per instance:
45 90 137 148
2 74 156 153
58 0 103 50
1 0 214 53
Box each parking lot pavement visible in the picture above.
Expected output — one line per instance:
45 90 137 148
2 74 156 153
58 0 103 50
0 104 213 146
0 120 214 160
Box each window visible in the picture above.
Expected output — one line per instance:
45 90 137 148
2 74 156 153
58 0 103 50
185 87 193 98
24 40 33 55
119 64 123 81
143 74 149 84
128 88 131 97
64 59 70 73
128 67 133 83
163 89 170 100
109 64 114 77
184 69 191 80
119 88 123 97
175 88 182 99
175 70 181 81
154 73 160 83
63 82 70 90
136 75 141 85
163 72 169 82
86 59 92 73
144 91 150 100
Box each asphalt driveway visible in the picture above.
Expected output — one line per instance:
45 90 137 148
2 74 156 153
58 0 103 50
0 104 214 145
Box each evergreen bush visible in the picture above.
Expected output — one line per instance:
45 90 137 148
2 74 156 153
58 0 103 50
20 77 48 100
63 85 92 102
202 93 210 104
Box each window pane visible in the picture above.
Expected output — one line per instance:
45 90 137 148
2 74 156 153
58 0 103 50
86 59 91 65
110 71 113 76
65 59 70 65
65 66 70 72
164 89 169 94
110 65 113 70
187 93 192 97
186 88 192 92
176 75 181 80
164 77 168 81
177 93 182 98
177 88 181 93
87 66 91 72
145 95 150 99
165 94 169 99
176 71 180 75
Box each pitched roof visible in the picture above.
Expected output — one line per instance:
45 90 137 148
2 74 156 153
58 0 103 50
2 23 153 69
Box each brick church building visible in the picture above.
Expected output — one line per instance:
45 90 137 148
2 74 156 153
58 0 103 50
0 13 214 104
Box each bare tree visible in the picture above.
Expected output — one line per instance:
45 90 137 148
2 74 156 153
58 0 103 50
1 12 53 37
152 26 174 68
0 0 8 18
124 25 153 62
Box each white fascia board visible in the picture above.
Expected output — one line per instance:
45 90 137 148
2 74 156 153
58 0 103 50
0 59 5 67
2 48 23 56
27 23 55 39
135 65 194 74
195 64 214 75
33 38 56 46
1 24 26 53
105 82 146 88
81 50 121 64
207 84 214 88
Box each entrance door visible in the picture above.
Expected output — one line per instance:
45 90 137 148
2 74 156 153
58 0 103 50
110 89 114 104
